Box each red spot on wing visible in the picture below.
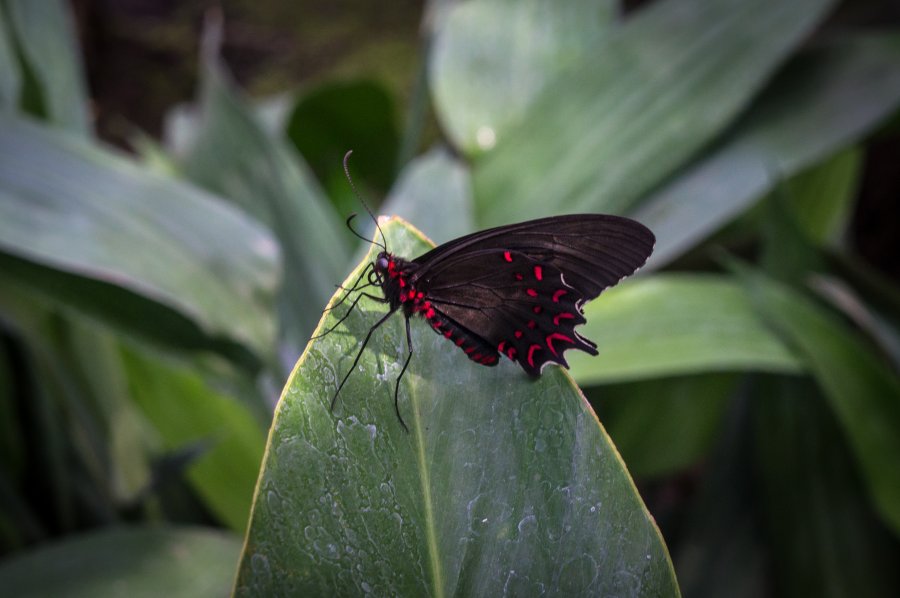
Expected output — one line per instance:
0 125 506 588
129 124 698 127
506 346 517 360
526 288 538 297
515 273 524 281
444 330 453 338
527 344 542 368
546 332 574 356
425 308 435 319
464 346 476 354
553 289 567 303
514 330 523 339
534 266 543 280
527 320 536 329
553 312 575 326
533 306 542 314
503 251 513 262
456 337 465 346
498 340 507 352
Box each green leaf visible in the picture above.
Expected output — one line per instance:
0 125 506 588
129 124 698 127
595 373 736 479
181 61 349 355
636 34 900 269
787 146 862 247
430 0 618 154
474 0 836 226
0 114 280 357
236 219 679 596
285 79 401 206
380 146 475 245
738 265 900 536
569 274 802 385
0 526 242 598
123 345 266 533
753 376 900 598
0 5 21 109
2 0 90 134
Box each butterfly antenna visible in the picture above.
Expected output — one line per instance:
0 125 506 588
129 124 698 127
343 150 387 252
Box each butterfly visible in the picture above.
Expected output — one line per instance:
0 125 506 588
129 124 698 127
321 154 655 431
323 215 654 431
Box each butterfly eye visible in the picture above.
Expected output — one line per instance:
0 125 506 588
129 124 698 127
376 256 390 272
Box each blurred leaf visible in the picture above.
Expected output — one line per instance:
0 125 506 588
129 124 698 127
637 34 900 269
569 274 803 385
787 146 862 247
753 376 900 598
2 0 90 134
0 5 20 109
430 0 618 154
0 114 280 358
380 145 475 245
181 60 349 358
809 274 900 370
235 219 679 596
675 392 767 598
286 79 400 211
0 526 242 598
737 264 900 536
123 345 266 533
475 0 836 226
596 373 736 479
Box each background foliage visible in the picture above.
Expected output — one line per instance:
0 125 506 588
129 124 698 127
1 0 899 595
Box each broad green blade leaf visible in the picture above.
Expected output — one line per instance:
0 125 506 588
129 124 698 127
123 345 266 533
0 6 21 110
3 0 90 134
753 376 900 598
430 0 618 154
236 219 679 597
569 275 803 385
475 0 836 226
787 147 861 247
0 526 242 598
181 61 349 355
285 79 401 209
737 265 900 536
380 146 475 245
594 373 736 479
675 395 767 598
0 114 280 357
636 35 900 269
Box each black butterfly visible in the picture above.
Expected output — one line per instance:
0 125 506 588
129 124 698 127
323 213 655 431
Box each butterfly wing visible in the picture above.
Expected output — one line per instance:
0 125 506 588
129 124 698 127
410 215 654 374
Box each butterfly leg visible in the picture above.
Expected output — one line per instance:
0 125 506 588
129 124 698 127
326 263 375 311
331 305 399 412
313 291 388 340
392 315 414 433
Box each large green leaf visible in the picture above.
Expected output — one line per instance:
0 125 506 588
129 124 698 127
738 265 900 536
0 526 241 598
123 345 266 533
430 0 618 154
236 219 679 596
2 0 90 134
475 0 836 226
753 376 900 598
569 275 802 385
595 373 736 479
636 35 900 269
181 61 349 356
0 114 279 357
